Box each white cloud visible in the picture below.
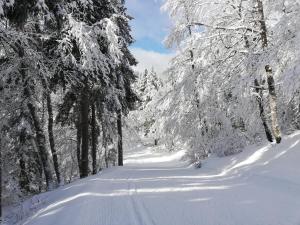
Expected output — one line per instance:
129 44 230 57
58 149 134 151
131 48 175 75
126 0 170 42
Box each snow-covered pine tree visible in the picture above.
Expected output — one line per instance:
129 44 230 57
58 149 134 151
0 0 138 202
1 0 57 190
135 67 163 106
110 0 138 166
53 0 120 177
55 0 138 170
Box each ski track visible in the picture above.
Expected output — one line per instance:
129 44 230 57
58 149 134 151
128 179 144 225
128 180 156 225
17 132 300 225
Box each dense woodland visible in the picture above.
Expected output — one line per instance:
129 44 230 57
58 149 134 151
138 0 300 164
1 0 300 222
0 0 138 213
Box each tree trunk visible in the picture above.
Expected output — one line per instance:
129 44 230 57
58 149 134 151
80 83 90 178
27 101 54 190
265 66 282 143
0 136 2 220
256 0 268 48
76 114 82 176
30 137 44 192
188 26 195 70
19 156 30 192
100 106 109 168
46 93 61 185
91 103 97 174
254 79 273 142
18 129 30 192
117 111 123 166
183 2 194 70
16 39 53 190
256 0 282 144
105 147 109 168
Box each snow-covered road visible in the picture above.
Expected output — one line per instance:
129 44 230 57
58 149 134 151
21 132 300 225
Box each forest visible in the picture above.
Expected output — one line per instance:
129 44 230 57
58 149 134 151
1 0 300 225
1 0 137 211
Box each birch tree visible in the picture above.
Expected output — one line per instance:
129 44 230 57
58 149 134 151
159 0 300 160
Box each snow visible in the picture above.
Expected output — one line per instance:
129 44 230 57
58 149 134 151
5 131 300 225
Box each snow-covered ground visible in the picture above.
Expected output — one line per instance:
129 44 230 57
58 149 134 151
5 131 300 225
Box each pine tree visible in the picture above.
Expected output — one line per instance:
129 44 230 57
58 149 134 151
55 0 138 171
136 68 162 105
111 0 138 166
1 0 56 190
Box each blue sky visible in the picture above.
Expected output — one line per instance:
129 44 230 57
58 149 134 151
125 0 174 73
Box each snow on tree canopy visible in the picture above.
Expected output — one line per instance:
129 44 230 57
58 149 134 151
0 0 14 15
58 14 123 79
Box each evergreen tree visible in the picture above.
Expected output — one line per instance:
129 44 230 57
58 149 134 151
135 67 162 105
1 0 57 190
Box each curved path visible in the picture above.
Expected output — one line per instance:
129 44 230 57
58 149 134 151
22 133 300 225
